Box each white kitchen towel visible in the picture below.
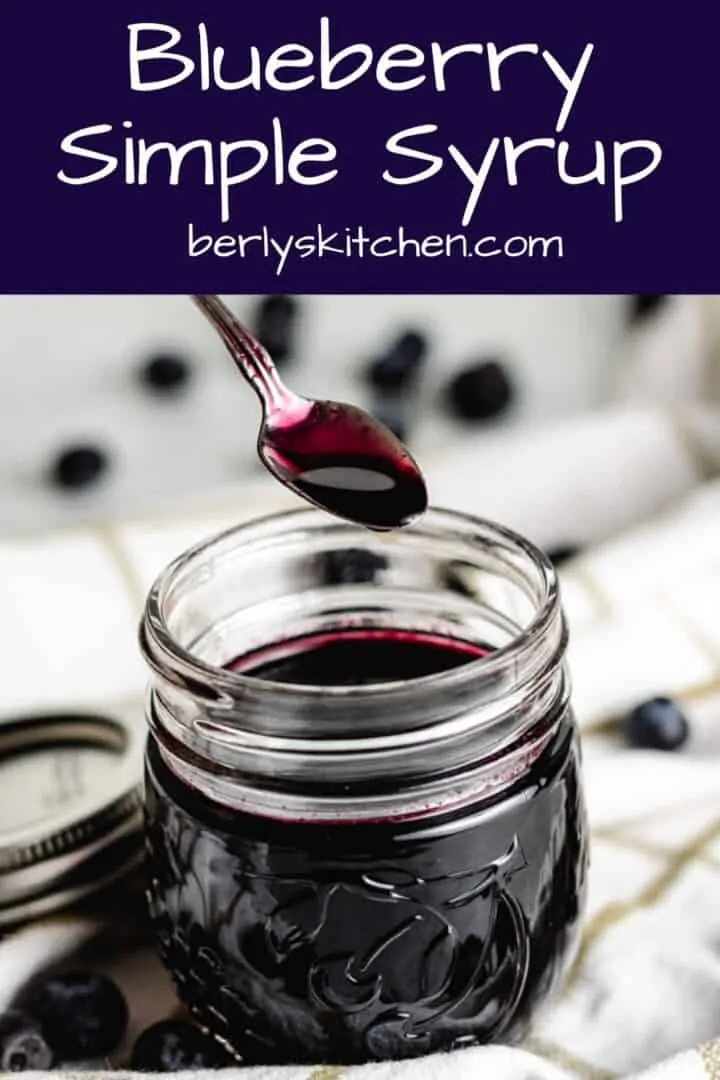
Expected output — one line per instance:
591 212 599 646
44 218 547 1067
4 407 720 1078
419 403 720 549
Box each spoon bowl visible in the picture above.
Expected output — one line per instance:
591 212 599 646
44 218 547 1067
260 397 428 531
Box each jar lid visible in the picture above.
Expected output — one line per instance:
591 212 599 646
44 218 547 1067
0 705 145 928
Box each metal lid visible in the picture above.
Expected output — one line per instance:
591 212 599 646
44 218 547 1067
0 704 145 928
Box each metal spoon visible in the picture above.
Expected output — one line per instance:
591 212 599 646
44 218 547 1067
191 295 428 531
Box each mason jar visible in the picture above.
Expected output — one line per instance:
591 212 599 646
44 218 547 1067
139 507 588 1066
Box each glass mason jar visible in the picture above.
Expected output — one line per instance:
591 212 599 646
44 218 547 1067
140 508 588 1067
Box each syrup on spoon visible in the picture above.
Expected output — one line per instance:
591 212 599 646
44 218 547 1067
191 295 428 531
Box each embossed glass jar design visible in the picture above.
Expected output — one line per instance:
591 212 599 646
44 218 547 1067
140 508 588 1066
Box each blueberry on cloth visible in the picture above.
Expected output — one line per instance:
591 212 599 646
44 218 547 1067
630 295 669 322
366 330 428 392
129 1019 234 1071
624 697 690 751
446 359 514 421
546 545 581 568
16 970 128 1061
252 295 298 365
49 445 108 490
0 1011 54 1071
140 353 192 394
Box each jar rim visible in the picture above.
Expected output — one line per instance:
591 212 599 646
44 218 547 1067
141 505 559 706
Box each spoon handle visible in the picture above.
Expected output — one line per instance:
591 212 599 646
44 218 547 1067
191 295 293 414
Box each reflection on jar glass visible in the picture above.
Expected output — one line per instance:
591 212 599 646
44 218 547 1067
140 508 588 1066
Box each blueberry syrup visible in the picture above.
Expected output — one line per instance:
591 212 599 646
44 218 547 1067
191 295 428 531
227 628 487 685
145 630 588 1066
261 399 427 531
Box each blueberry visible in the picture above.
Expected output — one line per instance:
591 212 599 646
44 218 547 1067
0 1012 54 1071
630 295 669 322
49 445 108 490
130 1020 233 1071
546 545 581 568
366 330 428 392
319 548 388 585
17 971 128 1061
624 697 690 751
446 360 514 421
253 295 298 364
140 353 192 394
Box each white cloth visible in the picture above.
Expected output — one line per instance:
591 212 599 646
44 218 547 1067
3 404 720 1079
424 402 720 548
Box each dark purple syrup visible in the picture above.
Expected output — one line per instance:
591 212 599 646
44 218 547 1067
227 628 485 685
263 400 427 531
145 631 587 1065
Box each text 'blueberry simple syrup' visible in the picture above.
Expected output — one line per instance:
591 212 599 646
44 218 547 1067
191 296 428 531
145 628 587 1065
